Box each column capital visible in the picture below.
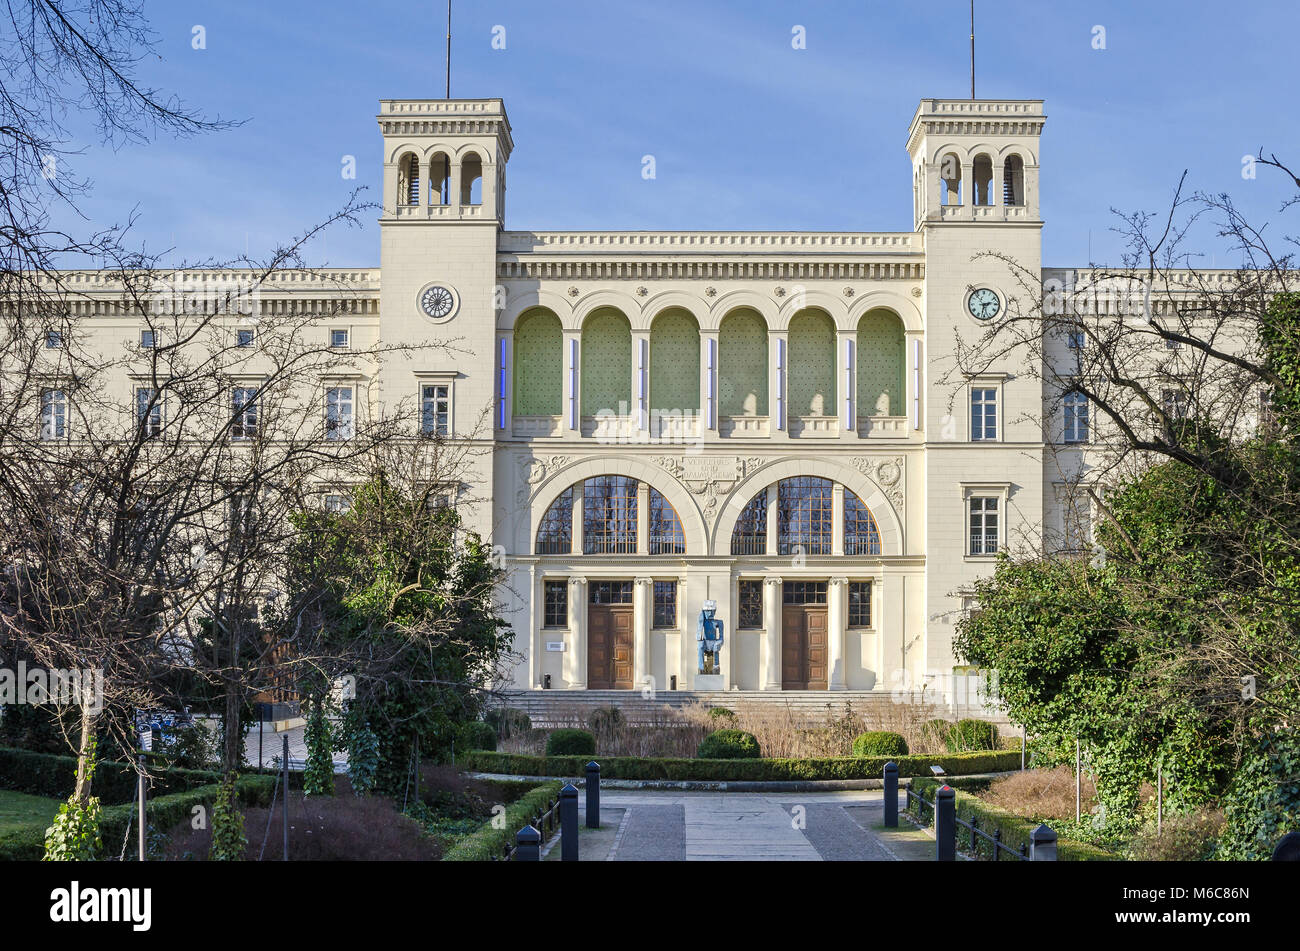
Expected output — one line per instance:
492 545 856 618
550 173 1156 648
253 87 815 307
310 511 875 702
568 576 588 589
764 576 784 588
634 576 655 587
829 576 849 587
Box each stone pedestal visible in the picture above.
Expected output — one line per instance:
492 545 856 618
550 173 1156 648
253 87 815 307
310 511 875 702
694 674 725 691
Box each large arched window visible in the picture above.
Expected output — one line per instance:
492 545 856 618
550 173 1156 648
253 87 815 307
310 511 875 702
535 487 572 554
777 476 833 554
856 308 906 418
534 477 686 555
514 309 563 416
730 492 767 555
719 308 768 417
461 152 483 205
581 309 631 417
787 310 836 418
649 309 699 415
940 152 962 205
397 152 421 206
972 153 993 206
844 492 882 555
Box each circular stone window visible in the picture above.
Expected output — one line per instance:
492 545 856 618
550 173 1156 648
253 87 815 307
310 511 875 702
417 283 459 322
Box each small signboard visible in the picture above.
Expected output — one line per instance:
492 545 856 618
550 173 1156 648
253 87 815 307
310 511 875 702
545 641 566 652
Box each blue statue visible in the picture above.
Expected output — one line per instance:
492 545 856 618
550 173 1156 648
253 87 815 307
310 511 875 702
697 600 725 675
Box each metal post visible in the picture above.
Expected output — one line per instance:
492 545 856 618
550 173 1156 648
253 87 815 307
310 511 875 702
1157 764 1163 834
258 714 264 770
560 783 579 861
137 752 147 862
1030 824 1058 861
1021 725 1026 771
516 825 540 861
282 734 290 862
935 785 956 861
1075 737 1081 823
883 761 898 828
585 761 601 828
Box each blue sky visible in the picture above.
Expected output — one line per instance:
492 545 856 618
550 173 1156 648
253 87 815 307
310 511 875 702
53 0 1300 268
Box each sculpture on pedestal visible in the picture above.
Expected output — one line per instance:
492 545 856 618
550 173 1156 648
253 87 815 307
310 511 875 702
696 599 725 675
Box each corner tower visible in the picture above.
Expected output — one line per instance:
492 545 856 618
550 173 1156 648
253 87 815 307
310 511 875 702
376 99 513 537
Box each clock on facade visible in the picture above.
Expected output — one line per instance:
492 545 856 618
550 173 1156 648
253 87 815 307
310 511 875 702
967 287 1001 321
419 284 457 321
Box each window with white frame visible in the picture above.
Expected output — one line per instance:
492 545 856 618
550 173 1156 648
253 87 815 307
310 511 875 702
323 493 351 514
1161 388 1189 420
136 386 162 437
45 330 62 350
970 387 998 441
140 329 157 349
236 328 255 348
968 496 999 556
40 388 67 439
330 329 350 349
325 386 354 440
1063 391 1090 443
231 387 258 440
1066 331 1085 350
421 383 450 437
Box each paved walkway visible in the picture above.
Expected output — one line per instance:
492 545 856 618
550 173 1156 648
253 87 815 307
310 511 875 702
546 788 933 861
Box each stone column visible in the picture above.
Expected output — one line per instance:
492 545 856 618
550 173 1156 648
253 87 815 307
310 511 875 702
528 565 540 687
727 574 739 688
765 484 779 556
633 577 653 691
763 576 783 690
570 481 584 555
832 483 845 556
566 576 588 688
676 575 689 688
828 576 848 691
636 481 650 554
450 160 463 215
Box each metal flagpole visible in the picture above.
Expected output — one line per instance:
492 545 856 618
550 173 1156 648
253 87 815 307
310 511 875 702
970 1 976 99
445 1 452 99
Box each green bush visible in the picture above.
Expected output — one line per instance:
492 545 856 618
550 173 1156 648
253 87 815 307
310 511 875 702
852 731 909 757
707 707 738 725
920 718 952 748
696 730 761 760
946 718 1000 752
545 729 596 757
999 734 1025 751
586 706 625 736
457 721 497 753
443 781 563 861
907 776 1114 861
461 749 1023 782
0 746 231 805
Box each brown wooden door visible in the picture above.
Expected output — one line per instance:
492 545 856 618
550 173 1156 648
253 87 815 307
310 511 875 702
588 604 634 689
781 605 828 690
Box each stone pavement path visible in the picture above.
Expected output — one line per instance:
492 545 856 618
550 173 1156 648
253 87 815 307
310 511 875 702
551 788 928 861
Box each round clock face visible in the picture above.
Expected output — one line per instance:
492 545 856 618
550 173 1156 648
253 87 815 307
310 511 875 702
419 285 455 320
968 287 1001 321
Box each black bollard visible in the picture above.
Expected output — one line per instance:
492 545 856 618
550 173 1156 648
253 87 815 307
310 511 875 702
585 761 601 828
560 783 580 861
935 785 956 861
883 761 898 828
516 824 540 861
1030 823 1058 861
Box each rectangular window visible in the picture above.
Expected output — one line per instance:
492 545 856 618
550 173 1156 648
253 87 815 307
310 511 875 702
543 581 568 627
583 476 637 555
326 386 354 440
970 387 997 441
782 581 828 605
236 328 255 348
231 387 258 440
136 387 162 437
589 580 633 605
331 329 349 349
738 580 763 629
969 497 999 556
1066 331 1085 350
848 581 873 628
1161 388 1188 420
421 383 450 437
140 330 157 349
40 388 67 440
324 493 351 514
653 581 677 629
1064 493 1091 553
1063 391 1090 443
45 330 62 350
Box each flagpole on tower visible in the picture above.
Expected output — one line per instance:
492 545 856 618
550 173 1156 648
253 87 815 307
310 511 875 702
970 0 976 99
445 0 452 99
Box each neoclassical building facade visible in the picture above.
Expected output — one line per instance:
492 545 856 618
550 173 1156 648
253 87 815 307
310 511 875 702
370 95 1060 704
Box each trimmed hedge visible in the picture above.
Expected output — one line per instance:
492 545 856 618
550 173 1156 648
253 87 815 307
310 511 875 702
907 777 1115 862
460 749 1023 782
852 731 909 757
442 781 563 861
457 722 497 753
696 730 761 760
545 729 596 757
0 774 276 862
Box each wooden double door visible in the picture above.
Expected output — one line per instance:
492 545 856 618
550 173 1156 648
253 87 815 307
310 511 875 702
782 585 829 690
588 584 635 689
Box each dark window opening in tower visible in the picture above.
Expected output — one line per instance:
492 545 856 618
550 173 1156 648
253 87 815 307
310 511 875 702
973 154 993 205
1003 154 1025 206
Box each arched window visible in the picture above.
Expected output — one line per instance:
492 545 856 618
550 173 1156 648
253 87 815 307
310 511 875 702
787 310 836 418
940 152 962 205
777 477 833 555
648 488 684 554
856 308 905 417
430 151 450 205
973 154 993 206
581 309 631 417
535 487 573 554
461 152 483 206
397 153 420 206
730 492 767 555
514 309 563 416
1003 154 1025 206
649 309 700 415
719 309 768 417
583 476 637 554
844 492 881 555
